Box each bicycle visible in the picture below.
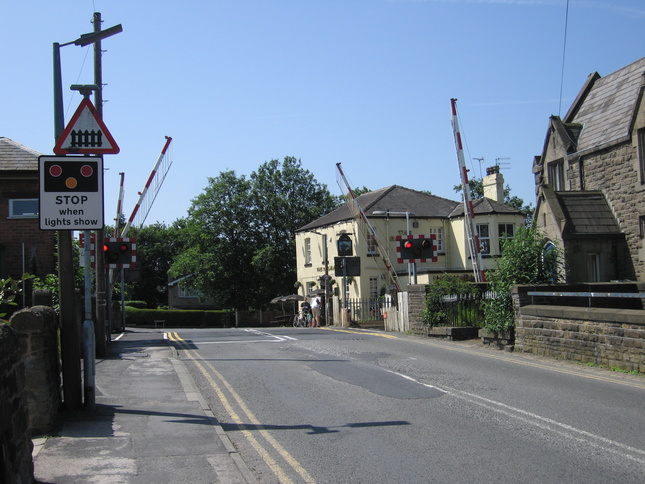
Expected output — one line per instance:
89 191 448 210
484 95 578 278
293 311 312 328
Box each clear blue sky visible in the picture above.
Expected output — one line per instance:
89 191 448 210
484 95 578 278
2 0 643 226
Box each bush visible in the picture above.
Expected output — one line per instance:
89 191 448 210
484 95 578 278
422 275 477 327
483 226 561 331
124 301 148 309
1 274 34 321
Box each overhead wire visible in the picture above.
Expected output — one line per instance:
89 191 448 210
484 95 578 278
558 0 570 117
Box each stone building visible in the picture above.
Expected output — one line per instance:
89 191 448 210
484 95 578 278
533 57 645 283
0 138 57 306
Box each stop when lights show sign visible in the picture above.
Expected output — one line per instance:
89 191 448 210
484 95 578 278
39 155 104 230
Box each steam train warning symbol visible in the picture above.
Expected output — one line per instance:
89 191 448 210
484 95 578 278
44 160 99 192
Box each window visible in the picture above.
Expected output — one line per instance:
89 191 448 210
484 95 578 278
178 282 200 298
476 224 490 255
498 223 514 253
428 227 444 253
367 228 377 255
639 215 645 239
305 238 312 265
639 129 645 185
9 199 38 218
548 160 565 190
369 277 378 299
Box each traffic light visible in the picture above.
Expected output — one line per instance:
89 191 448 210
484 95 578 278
103 238 135 267
397 236 434 262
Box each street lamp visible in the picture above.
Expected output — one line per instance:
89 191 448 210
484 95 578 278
54 23 123 138
372 210 417 284
53 19 123 411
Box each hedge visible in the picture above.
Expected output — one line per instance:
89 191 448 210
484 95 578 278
124 307 235 328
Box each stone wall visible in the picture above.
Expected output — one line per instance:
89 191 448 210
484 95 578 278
9 306 61 434
406 284 427 337
513 284 645 372
0 323 34 483
516 306 645 372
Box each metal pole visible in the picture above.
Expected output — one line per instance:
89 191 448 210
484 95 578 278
82 229 95 410
406 212 417 284
324 236 329 327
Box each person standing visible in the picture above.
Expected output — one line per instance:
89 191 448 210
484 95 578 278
311 296 321 327
300 297 312 327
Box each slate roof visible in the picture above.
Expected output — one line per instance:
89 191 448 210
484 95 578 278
296 185 523 232
0 137 41 171
555 191 621 237
448 197 524 218
565 57 645 155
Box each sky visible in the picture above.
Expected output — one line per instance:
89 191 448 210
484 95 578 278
2 0 643 227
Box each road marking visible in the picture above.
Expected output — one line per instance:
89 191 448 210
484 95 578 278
168 328 299 345
417 339 645 390
383 367 645 466
321 327 398 338
167 332 315 484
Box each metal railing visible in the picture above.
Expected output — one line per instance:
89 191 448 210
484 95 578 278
438 292 489 328
347 298 384 321
527 291 645 309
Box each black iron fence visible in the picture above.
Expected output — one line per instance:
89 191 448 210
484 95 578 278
437 291 493 328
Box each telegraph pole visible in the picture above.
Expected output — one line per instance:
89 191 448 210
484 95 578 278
93 12 108 356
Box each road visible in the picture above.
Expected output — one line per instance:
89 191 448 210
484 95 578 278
167 326 645 483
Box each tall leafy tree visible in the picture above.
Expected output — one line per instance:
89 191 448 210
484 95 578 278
171 171 257 309
250 157 336 304
171 158 336 309
124 221 186 308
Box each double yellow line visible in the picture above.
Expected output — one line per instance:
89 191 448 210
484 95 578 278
166 332 315 484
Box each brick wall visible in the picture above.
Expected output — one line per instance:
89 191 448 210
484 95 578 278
0 323 34 483
0 175 57 308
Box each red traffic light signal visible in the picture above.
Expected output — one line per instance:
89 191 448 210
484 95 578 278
397 236 435 262
103 237 136 268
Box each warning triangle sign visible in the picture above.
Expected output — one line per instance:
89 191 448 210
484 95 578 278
54 98 120 155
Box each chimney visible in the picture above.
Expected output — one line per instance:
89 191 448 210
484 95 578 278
483 165 504 202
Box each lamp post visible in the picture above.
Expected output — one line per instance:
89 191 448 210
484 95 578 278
310 230 330 326
372 210 417 284
53 18 122 411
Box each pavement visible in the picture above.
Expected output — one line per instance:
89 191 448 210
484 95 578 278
32 328 255 484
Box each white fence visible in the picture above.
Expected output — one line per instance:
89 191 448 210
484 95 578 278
384 292 409 333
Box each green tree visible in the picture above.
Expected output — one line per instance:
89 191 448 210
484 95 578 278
483 226 561 331
124 221 186 308
171 158 336 309
250 157 336 304
171 170 257 309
